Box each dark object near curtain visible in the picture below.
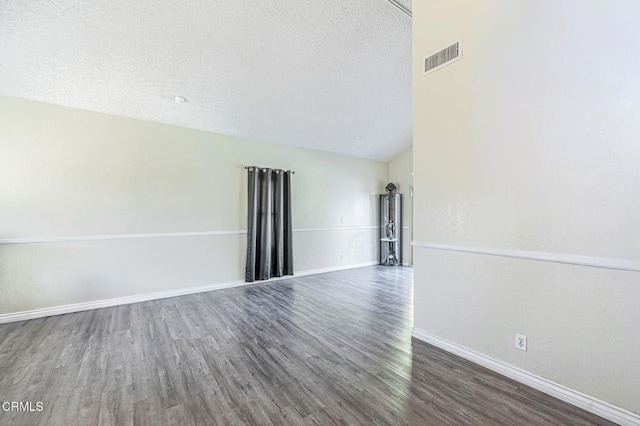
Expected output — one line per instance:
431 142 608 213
245 167 293 282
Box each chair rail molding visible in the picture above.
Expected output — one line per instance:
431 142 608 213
412 241 640 273
0 226 379 245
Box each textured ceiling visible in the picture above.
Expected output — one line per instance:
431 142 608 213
0 0 412 161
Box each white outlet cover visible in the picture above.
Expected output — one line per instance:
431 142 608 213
515 334 527 351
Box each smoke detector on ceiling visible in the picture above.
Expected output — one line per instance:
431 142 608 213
174 96 188 104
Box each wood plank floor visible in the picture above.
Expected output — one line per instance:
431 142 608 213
0 266 613 425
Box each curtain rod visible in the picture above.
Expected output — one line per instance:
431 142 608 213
245 166 295 174
385 0 412 17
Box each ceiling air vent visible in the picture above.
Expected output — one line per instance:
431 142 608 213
423 39 462 76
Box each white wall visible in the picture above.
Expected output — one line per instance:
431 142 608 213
389 147 413 265
0 96 388 315
413 0 640 415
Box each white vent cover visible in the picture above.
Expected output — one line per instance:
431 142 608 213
423 39 462 76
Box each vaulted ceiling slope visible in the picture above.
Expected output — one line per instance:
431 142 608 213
0 0 412 161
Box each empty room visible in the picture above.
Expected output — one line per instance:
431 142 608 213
1 0 638 425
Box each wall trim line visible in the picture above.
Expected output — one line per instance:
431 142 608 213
412 328 640 426
0 227 379 245
0 261 378 324
411 241 640 273
294 226 377 232
0 230 247 245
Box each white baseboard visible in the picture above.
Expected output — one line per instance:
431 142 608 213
0 261 379 325
0 280 247 324
293 261 378 277
412 328 640 426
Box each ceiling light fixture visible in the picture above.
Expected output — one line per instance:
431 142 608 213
174 96 188 104
353 136 362 141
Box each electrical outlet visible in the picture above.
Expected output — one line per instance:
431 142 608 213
515 334 527 351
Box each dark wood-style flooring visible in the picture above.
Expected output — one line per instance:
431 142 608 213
0 266 613 425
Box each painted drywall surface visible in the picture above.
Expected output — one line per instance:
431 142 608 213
413 0 640 414
414 250 640 412
388 147 413 265
0 96 387 314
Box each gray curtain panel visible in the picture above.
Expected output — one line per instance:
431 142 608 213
245 167 293 282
